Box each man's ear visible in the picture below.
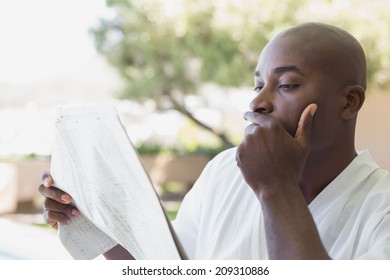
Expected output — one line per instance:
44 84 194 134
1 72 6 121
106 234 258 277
341 85 365 119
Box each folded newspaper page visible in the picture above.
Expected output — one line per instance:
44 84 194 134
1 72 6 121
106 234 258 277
50 106 187 260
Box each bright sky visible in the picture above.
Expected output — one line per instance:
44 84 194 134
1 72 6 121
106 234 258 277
0 0 111 84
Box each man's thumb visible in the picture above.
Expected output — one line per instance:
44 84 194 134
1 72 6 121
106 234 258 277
295 103 317 147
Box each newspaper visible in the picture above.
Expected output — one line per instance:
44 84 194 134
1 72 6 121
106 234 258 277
50 106 187 260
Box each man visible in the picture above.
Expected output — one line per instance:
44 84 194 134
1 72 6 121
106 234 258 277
39 22 390 259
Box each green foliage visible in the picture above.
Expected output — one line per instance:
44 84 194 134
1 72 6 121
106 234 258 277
92 0 390 95
163 201 181 221
91 0 309 105
136 142 173 155
91 0 390 146
136 141 225 158
90 0 309 146
135 117 227 157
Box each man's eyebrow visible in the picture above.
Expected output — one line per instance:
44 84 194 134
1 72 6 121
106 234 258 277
273 65 305 75
254 65 305 77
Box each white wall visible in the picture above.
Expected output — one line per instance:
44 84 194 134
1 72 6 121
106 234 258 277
356 92 390 170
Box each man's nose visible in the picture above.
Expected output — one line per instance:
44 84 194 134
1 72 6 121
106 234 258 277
249 88 273 113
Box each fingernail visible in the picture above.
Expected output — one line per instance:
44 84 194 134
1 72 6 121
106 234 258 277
310 105 318 116
42 172 52 187
43 177 50 187
71 209 79 216
61 194 72 204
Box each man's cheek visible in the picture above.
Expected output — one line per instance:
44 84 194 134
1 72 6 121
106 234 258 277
281 118 300 137
281 110 302 136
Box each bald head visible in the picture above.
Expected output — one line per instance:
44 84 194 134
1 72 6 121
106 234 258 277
269 22 367 90
252 22 366 152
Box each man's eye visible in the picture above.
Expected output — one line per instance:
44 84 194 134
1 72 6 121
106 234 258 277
253 85 264 93
279 84 299 90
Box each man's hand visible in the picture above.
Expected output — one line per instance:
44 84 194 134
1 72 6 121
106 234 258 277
38 172 134 260
236 103 317 199
236 104 330 259
38 172 79 229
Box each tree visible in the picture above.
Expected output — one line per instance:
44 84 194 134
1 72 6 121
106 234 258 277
91 0 307 148
91 0 390 148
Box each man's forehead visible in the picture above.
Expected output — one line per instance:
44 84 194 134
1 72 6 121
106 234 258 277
255 43 310 78
255 34 323 78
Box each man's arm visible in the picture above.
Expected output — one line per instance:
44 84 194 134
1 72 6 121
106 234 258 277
236 104 330 259
259 181 329 259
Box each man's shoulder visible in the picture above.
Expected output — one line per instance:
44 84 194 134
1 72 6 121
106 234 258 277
212 147 238 161
207 147 238 169
198 147 240 179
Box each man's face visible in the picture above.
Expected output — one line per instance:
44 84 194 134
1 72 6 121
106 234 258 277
250 35 345 152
